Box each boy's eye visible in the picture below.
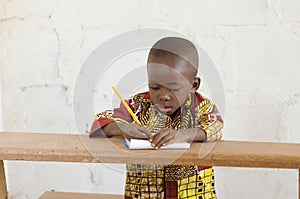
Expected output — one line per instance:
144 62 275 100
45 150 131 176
149 86 160 90
169 88 181 92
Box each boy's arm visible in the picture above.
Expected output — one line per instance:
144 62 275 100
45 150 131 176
101 122 123 136
89 96 135 138
177 128 207 142
196 99 223 142
150 120 222 149
150 98 223 148
150 127 206 149
89 96 151 139
104 122 151 139
90 120 151 139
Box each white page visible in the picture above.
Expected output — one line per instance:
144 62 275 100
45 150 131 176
125 139 190 150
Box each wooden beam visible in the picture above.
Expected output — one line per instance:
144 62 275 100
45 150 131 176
39 191 123 199
0 160 7 199
0 132 300 169
299 169 300 199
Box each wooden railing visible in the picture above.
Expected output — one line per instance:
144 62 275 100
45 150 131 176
0 132 299 198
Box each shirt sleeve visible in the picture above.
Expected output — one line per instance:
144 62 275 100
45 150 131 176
89 97 135 138
195 98 224 142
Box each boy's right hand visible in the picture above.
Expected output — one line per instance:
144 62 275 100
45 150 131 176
116 122 152 140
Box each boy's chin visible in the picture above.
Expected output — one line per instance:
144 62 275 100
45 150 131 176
166 107 181 116
154 105 181 116
155 107 173 115
158 107 172 113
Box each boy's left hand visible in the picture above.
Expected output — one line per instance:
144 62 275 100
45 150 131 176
149 128 182 149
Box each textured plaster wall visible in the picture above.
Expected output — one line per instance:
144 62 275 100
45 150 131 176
0 0 300 198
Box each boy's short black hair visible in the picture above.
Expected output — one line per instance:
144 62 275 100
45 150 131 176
147 37 199 77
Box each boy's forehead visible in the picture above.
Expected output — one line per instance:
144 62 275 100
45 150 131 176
148 52 186 68
147 53 197 79
147 64 192 84
148 55 191 72
148 63 184 74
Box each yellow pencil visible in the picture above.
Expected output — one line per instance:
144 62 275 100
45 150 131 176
112 86 141 125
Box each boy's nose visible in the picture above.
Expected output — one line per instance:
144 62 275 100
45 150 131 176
159 92 171 101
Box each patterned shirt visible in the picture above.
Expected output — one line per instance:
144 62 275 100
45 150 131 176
90 91 223 199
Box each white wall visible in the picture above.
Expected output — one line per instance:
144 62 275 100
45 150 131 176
0 0 299 198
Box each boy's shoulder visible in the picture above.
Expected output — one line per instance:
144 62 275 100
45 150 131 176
194 91 212 105
194 91 205 102
132 91 151 100
193 92 216 110
129 91 151 111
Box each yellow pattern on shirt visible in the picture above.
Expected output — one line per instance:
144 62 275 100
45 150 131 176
178 168 216 199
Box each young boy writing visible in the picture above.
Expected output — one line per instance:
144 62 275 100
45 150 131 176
89 37 223 199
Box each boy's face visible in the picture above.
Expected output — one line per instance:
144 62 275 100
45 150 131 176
147 55 199 116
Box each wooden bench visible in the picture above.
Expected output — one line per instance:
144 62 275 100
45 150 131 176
0 132 299 199
39 191 123 199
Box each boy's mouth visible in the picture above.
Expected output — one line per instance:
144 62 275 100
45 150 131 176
155 105 173 113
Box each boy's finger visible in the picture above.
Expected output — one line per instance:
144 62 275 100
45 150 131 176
150 133 161 145
154 134 174 149
151 130 168 147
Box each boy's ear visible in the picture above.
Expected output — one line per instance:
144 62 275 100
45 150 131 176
191 77 200 92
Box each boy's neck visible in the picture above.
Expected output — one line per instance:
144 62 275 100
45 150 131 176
167 93 193 120
168 107 181 120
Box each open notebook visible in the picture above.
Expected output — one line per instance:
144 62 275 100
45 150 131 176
123 138 190 150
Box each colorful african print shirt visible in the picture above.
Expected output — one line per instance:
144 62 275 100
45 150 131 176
90 92 223 199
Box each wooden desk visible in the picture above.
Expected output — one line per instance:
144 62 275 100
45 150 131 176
0 132 299 198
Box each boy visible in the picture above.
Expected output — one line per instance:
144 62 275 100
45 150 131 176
89 37 223 199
